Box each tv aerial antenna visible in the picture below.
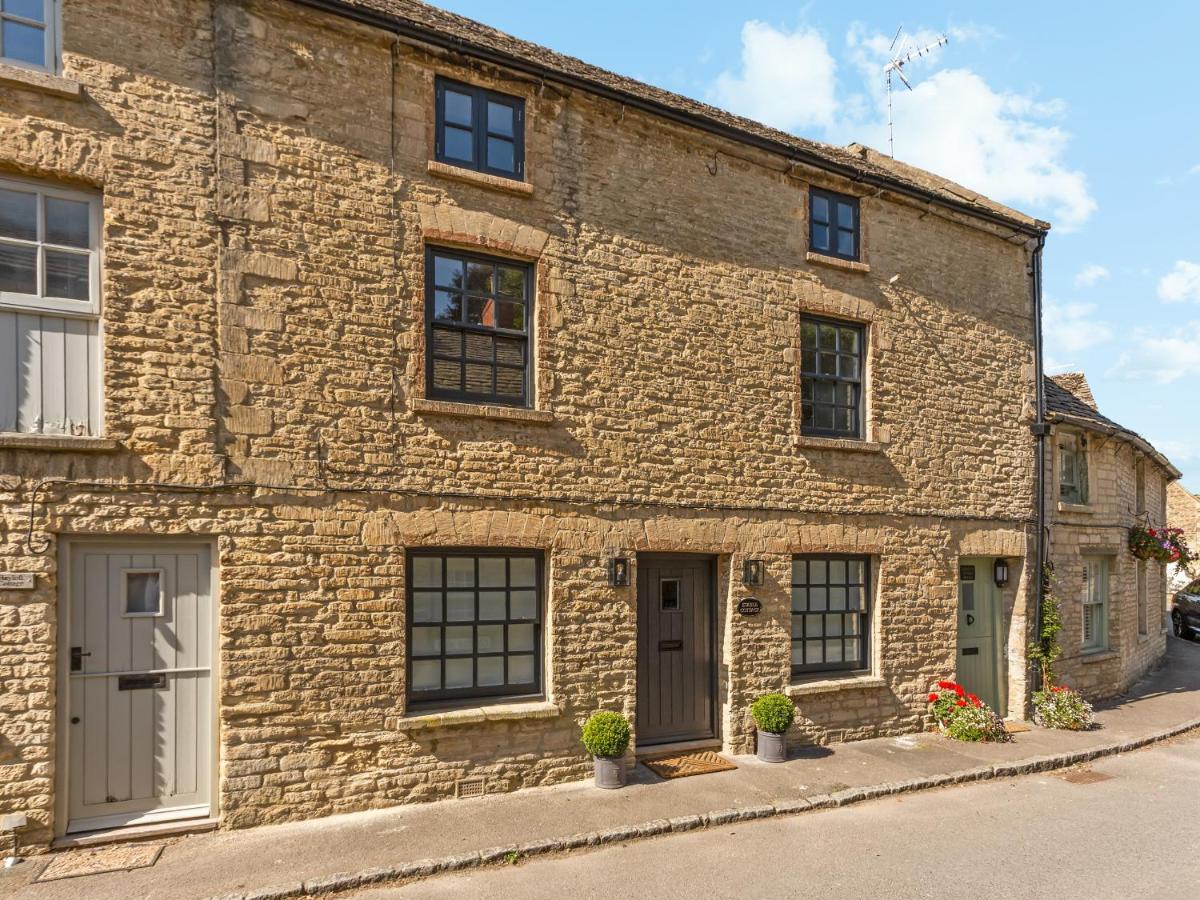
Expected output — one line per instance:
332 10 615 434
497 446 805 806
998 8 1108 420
884 27 948 157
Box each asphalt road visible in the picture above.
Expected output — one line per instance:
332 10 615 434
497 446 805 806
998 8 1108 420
357 732 1200 899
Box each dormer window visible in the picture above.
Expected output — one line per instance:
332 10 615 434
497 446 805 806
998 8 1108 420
1059 432 1089 505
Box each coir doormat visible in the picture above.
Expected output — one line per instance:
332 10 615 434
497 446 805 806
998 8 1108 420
642 750 737 780
36 843 164 882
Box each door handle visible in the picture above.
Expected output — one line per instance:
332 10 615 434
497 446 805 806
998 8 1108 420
70 647 91 672
966 614 975 627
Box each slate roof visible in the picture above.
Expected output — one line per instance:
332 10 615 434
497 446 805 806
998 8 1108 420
303 0 1049 234
1046 374 1180 477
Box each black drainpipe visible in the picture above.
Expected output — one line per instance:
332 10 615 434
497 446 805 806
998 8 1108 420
1030 233 1048 694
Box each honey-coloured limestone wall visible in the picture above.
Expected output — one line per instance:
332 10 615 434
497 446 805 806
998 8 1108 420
1044 425 1174 699
0 0 1042 852
1167 483 1200 589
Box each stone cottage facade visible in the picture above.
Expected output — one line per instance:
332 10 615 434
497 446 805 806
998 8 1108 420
1167 482 1200 592
0 0 1050 851
1043 374 1180 698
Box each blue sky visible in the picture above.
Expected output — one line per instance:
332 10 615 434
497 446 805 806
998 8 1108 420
434 1 1199 491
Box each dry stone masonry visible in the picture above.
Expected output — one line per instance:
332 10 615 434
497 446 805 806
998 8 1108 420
0 0 1127 855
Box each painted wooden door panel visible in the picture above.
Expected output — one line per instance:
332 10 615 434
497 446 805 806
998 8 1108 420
636 555 715 745
67 545 212 833
956 558 1003 713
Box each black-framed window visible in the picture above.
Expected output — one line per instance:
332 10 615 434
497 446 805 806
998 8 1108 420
407 550 543 706
425 247 532 407
810 189 859 261
435 77 525 180
800 316 864 438
791 555 870 676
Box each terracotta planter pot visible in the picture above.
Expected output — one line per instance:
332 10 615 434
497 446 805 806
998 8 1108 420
756 729 787 763
593 755 626 789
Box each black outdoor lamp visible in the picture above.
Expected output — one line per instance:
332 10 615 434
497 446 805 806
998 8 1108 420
993 558 1010 588
742 558 765 587
608 556 630 587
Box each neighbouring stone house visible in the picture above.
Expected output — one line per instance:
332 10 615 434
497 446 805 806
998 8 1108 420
0 0 1052 852
1043 374 1180 698
1168 482 1200 592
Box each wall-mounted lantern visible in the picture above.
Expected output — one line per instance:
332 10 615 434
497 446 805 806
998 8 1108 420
608 556 630 587
742 558 765 587
993 558 1010 588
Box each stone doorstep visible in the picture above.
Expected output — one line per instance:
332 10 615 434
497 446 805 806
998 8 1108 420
634 738 723 759
51 817 218 850
206 716 1200 900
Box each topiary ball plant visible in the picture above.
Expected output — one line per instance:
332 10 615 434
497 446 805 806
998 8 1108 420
581 711 631 759
750 693 796 735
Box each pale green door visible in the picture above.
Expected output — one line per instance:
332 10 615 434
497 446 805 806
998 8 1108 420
956 559 1004 714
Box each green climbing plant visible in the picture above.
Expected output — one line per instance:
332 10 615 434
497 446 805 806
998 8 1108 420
1028 564 1064 692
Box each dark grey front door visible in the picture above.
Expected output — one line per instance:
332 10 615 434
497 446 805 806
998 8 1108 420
636 555 716 745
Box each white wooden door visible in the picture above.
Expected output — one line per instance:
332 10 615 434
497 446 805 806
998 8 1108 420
66 544 213 833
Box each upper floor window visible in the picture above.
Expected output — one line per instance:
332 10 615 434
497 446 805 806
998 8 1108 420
810 188 859 261
407 550 543 707
425 247 532 408
0 176 99 315
800 316 864 439
1059 432 1089 505
792 555 870 676
1 0 55 71
0 176 102 436
435 78 525 181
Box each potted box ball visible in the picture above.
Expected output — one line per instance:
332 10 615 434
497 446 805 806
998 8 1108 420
751 692 796 763
581 711 631 789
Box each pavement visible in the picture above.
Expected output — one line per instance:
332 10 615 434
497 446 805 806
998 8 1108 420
366 728 1200 899
4 636 1200 900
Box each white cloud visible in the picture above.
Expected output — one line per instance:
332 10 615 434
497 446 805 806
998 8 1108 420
1113 320 1200 384
1073 264 1110 289
1043 301 1113 359
1158 261 1200 304
711 21 837 132
709 22 1097 231
851 67 1096 230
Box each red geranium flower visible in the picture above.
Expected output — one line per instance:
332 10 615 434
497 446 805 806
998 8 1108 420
928 693 940 703
937 681 956 690
956 698 966 707
954 685 965 697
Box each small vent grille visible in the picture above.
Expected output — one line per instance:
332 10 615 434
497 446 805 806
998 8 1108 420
456 777 486 799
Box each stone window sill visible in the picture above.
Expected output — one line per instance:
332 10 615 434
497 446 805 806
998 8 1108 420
426 160 534 197
788 673 885 697
1057 502 1093 514
794 434 887 454
398 699 559 731
806 251 870 274
0 433 118 452
1080 649 1119 665
411 397 554 425
0 61 82 99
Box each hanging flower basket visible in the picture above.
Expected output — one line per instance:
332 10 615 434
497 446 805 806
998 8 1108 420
1128 525 1195 571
